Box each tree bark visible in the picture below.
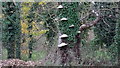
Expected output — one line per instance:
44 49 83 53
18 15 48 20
15 2 21 59
73 15 102 63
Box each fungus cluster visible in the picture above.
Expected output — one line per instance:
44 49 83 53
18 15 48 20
60 34 68 39
77 31 81 34
69 24 74 28
58 34 68 48
60 18 68 21
58 43 67 48
57 5 63 9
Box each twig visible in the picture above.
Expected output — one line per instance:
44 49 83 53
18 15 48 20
102 19 110 27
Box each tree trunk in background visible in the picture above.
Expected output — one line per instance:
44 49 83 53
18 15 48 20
15 3 21 59
74 33 81 63
45 12 57 51
27 3 36 59
116 16 120 66
0 2 3 59
2 2 21 59
117 1 120 66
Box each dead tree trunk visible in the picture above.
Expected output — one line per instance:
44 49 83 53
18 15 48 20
74 33 81 63
59 46 68 66
74 15 102 63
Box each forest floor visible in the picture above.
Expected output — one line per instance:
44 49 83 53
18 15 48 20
0 34 118 66
0 47 118 66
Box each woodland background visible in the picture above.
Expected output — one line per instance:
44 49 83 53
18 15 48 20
0 1 120 66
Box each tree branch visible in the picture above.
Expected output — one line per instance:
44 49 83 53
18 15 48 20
79 16 102 31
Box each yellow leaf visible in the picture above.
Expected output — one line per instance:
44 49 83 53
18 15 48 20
0 14 2 18
32 21 36 25
38 2 46 5
39 30 49 34
22 29 29 34
22 6 30 13
21 23 28 29
32 29 49 36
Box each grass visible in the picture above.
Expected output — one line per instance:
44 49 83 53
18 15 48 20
21 49 47 61
0 49 7 60
30 50 47 61
1 48 47 61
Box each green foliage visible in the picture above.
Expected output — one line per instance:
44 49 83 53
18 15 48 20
94 3 117 47
31 50 46 61
45 13 57 46
108 43 118 62
38 3 58 46
94 50 111 61
0 49 7 60
21 50 47 61
114 9 120 63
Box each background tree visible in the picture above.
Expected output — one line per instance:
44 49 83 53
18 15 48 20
2 2 21 59
0 1 119 66
20 2 49 59
115 2 120 65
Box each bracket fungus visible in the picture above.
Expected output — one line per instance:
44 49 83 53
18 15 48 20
77 31 81 34
69 24 74 28
58 43 67 48
60 34 68 39
60 18 68 21
57 5 63 9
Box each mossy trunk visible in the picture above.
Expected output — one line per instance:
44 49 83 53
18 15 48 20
57 2 81 65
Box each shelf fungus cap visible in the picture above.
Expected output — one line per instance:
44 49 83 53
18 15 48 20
57 5 63 9
60 18 68 21
58 43 67 48
69 24 74 28
60 34 68 38
77 31 81 34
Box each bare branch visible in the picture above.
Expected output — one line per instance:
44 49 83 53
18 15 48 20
79 16 102 31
